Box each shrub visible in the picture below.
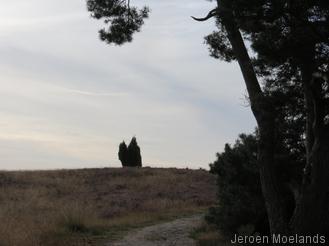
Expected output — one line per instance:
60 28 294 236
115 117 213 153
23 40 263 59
206 134 269 235
118 141 128 166
118 137 142 167
207 131 303 236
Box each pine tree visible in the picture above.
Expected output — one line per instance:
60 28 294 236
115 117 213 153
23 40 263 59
127 137 142 167
118 141 128 167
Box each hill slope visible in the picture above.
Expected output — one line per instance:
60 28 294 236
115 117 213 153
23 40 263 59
0 167 216 246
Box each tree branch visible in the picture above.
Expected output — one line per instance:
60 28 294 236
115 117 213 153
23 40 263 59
191 8 218 22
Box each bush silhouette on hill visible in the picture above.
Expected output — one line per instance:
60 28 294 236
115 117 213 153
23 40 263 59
118 141 128 166
118 137 142 167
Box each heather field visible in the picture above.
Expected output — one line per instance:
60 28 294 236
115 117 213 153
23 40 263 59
0 167 216 246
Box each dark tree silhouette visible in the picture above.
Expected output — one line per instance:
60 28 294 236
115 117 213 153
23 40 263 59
86 0 149 45
196 0 329 236
118 137 142 167
118 141 128 166
127 137 142 167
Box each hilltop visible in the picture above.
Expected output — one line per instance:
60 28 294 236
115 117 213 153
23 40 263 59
0 167 216 246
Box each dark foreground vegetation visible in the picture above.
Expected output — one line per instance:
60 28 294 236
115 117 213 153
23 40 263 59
0 167 216 246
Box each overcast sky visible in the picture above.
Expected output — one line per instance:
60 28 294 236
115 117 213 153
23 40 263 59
0 0 256 170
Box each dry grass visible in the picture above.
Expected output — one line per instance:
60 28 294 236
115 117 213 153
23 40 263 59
0 167 216 246
191 222 232 246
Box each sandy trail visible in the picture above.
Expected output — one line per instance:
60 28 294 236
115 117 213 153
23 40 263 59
108 215 203 246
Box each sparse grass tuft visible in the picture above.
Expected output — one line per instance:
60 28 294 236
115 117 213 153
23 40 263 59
191 222 231 246
57 204 96 234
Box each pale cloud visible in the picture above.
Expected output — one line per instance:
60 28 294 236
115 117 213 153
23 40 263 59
63 88 128 97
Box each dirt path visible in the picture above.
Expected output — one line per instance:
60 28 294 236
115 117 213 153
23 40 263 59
108 215 203 246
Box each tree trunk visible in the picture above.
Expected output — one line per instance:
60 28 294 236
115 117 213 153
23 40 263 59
291 64 329 237
291 134 329 237
217 0 290 235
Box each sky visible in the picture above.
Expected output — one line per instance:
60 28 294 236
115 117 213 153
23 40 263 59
0 0 256 170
